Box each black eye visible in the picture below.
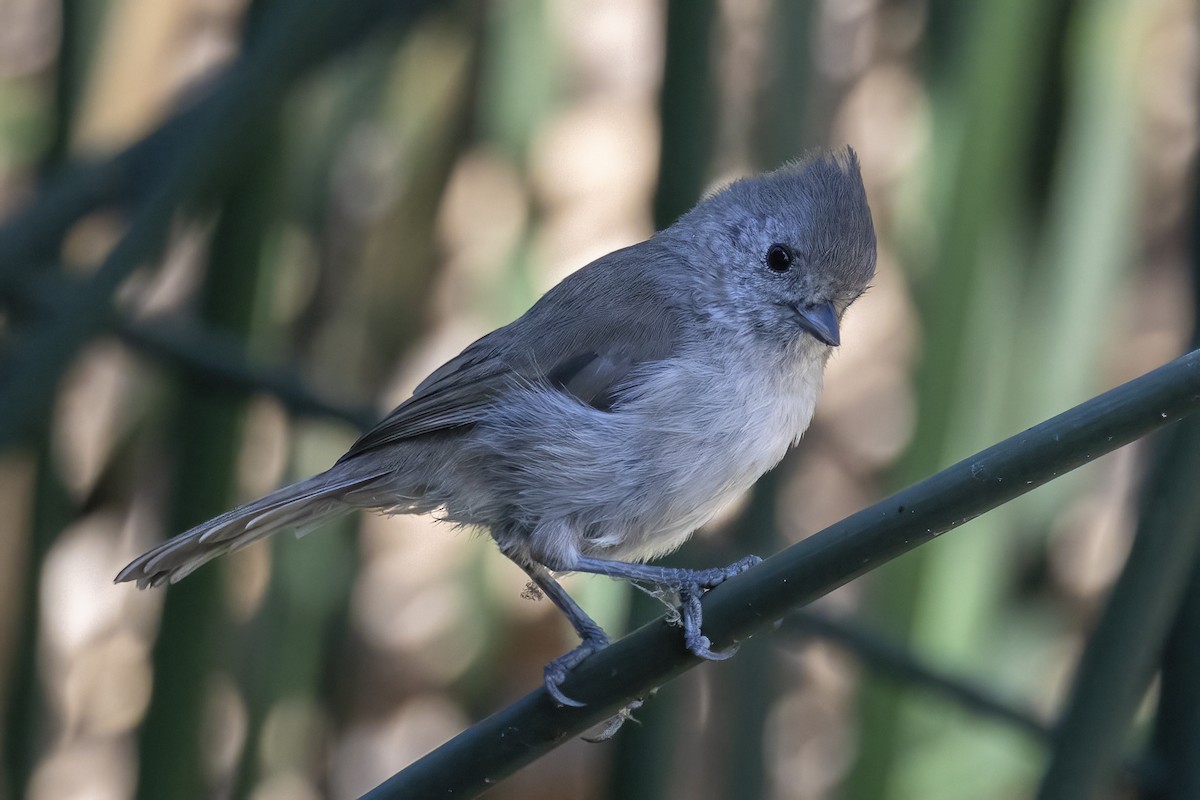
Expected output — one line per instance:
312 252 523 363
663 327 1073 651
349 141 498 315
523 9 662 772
765 244 792 273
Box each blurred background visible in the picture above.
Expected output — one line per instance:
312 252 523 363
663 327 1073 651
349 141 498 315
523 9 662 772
0 0 1197 798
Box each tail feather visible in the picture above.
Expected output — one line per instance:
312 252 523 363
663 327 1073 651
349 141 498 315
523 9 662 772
115 469 384 589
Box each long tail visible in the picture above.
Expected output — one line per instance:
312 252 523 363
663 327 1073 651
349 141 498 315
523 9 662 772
115 467 386 589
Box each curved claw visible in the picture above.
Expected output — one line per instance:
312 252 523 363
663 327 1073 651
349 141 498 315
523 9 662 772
542 633 609 707
685 633 740 661
688 555 759 659
678 582 742 660
545 665 587 708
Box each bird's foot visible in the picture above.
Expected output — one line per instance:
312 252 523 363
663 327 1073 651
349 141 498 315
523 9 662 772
574 554 762 661
676 555 761 659
534 554 763 707
543 625 609 708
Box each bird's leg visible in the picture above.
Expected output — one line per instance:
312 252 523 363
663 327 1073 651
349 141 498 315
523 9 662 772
568 555 762 660
522 563 610 708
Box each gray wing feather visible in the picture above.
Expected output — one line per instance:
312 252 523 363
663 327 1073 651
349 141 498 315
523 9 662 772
547 350 636 411
340 242 683 460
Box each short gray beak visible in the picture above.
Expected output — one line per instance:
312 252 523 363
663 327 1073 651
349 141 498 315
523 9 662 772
795 301 840 347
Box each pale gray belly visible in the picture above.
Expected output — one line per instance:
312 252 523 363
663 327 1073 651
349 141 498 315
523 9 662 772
428 349 823 567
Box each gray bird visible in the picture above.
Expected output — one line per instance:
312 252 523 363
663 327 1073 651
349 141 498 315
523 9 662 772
117 147 877 706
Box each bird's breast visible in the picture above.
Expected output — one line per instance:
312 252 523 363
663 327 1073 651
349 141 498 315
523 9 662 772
619 342 827 546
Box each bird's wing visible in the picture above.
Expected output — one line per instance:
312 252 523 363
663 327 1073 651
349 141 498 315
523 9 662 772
339 243 683 460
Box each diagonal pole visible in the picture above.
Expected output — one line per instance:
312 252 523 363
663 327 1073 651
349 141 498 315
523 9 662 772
363 348 1200 799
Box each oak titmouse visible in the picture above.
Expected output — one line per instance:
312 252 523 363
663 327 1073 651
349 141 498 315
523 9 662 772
117 148 877 705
